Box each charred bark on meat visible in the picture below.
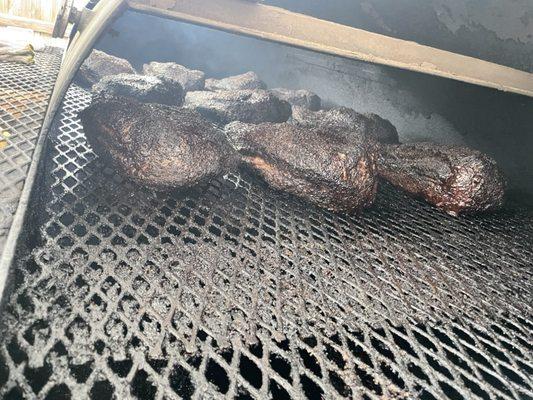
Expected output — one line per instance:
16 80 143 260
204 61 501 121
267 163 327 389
378 142 506 215
184 89 292 125
79 95 237 189
92 74 184 106
291 106 399 144
205 71 266 91
225 121 378 212
270 88 321 111
143 62 206 92
75 49 136 88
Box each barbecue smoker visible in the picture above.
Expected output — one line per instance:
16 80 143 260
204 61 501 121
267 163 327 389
0 1 532 399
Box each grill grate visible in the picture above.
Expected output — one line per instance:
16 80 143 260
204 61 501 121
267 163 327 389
0 48 63 252
0 85 532 399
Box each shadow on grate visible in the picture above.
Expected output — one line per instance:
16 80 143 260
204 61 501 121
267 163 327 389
0 86 532 399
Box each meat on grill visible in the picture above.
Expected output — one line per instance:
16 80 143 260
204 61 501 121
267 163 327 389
205 71 266 91
291 106 399 144
76 49 136 88
79 94 237 189
225 121 378 212
92 74 184 106
143 62 205 92
378 142 506 215
270 88 321 111
184 89 292 125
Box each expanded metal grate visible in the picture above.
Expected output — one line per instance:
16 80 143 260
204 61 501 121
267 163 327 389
0 48 63 252
0 85 532 399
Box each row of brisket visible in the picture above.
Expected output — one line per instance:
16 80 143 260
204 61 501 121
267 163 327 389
78 50 506 216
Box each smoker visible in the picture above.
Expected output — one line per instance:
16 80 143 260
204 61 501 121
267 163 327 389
0 1 532 399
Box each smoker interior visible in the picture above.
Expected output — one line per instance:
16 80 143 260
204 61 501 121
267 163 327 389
1 14 533 400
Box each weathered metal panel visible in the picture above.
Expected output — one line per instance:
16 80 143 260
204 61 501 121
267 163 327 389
0 0 62 23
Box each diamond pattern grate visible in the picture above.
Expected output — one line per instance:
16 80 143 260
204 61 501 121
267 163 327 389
0 85 532 399
0 48 63 252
